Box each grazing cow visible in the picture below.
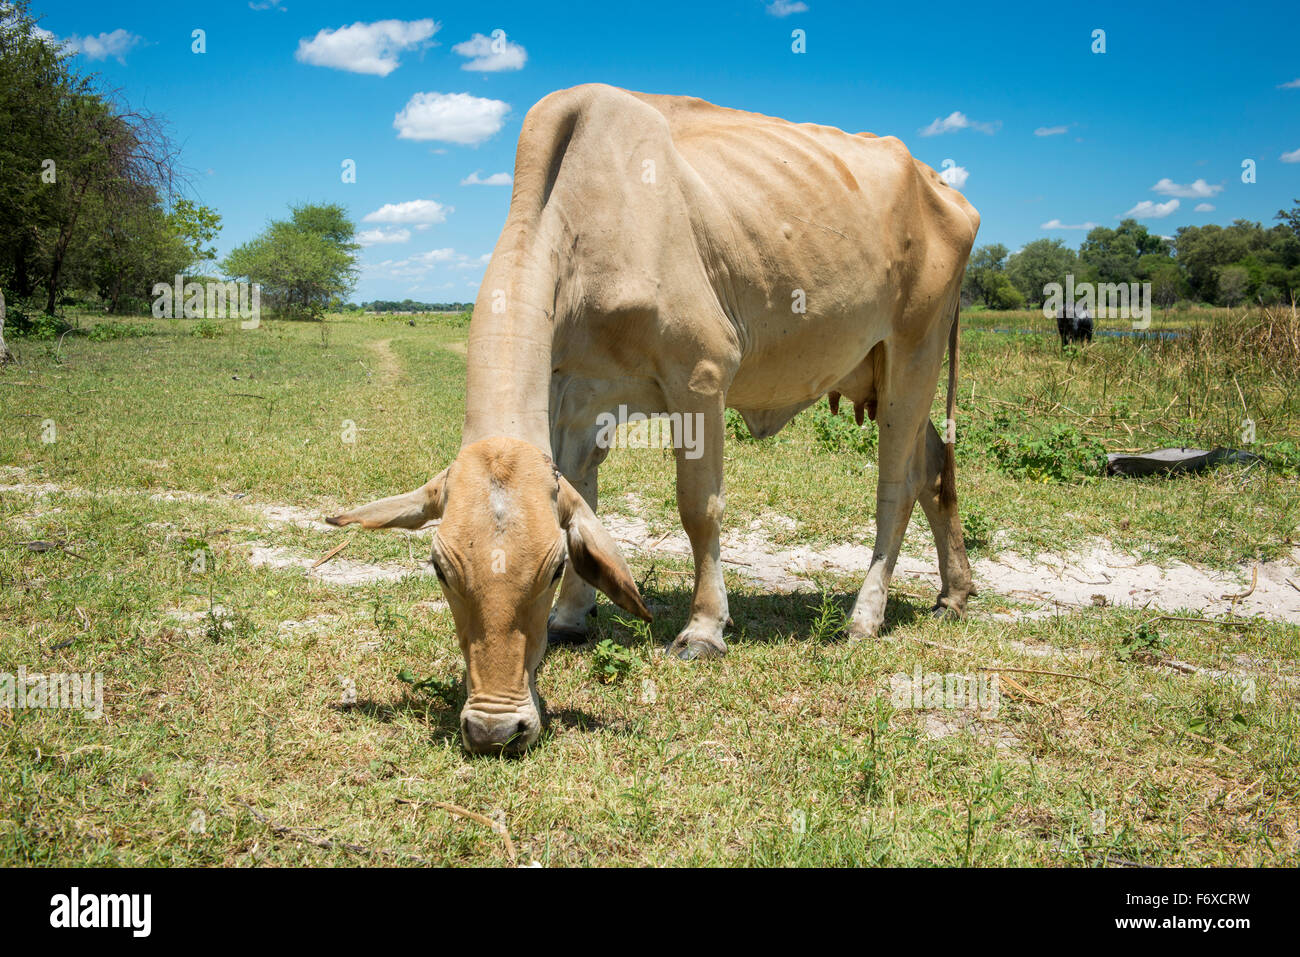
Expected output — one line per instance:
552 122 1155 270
1056 301 1093 346
329 85 980 754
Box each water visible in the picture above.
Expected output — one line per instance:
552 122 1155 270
981 327 1183 340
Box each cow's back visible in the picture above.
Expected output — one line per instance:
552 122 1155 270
511 85 978 406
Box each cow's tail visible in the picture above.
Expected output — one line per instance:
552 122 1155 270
939 303 960 509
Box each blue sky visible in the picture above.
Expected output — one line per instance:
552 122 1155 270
36 0 1300 303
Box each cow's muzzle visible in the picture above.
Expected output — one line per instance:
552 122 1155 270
460 707 540 756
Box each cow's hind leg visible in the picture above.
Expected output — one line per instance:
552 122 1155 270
917 420 974 618
848 349 940 639
665 393 729 660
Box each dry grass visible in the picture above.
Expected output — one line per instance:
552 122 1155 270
0 310 1297 866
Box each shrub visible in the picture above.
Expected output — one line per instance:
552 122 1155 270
961 502 995 552
590 638 640 684
725 408 756 442
87 322 150 341
987 423 1107 483
810 403 876 455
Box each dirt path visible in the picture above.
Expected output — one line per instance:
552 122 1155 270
366 337 403 383
596 495 1300 625
4 467 1298 623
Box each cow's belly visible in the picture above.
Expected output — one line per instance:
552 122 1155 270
726 302 888 410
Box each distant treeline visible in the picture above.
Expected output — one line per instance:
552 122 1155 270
360 300 474 313
964 211 1300 310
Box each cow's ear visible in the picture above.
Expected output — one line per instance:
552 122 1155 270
327 469 448 530
557 477 652 622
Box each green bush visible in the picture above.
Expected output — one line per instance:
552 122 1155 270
590 638 640 684
810 403 876 455
964 412 1106 483
11 310 68 341
988 423 1107 483
87 322 150 341
724 408 757 442
1264 441 1300 477
961 502 995 552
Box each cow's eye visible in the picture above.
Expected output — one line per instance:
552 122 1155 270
551 560 566 583
430 556 448 583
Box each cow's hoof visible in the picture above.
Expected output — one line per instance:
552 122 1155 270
846 617 879 640
929 602 966 622
666 633 727 660
547 624 588 646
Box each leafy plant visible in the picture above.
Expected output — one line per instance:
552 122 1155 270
810 403 876 455
397 668 461 707
1116 622 1167 662
961 502 995 552
724 408 756 443
590 638 640 684
87 322 149 341
1264 440 1300 477
987 423 1107 483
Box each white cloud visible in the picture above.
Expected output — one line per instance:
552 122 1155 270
938 162 968 188
766 1 809 15
919 111 998 137
61 29 142 62
1121 199 1180 219
1282 148 1300 163
461 170 512 186
1151 177 1222 198
394 91 510 145
249 0 285 10
362 199 451 226
1194 203 1215 212
1034 125 1069 137
364 248 470 280
452 32 527 72
1278 78 1300 89
1041 219 1100 230
357 228 412 246
295 19 437 76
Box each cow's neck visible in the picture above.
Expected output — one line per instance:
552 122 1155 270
461 236 557 453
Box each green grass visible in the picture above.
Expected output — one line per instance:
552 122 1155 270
1 310 1297 866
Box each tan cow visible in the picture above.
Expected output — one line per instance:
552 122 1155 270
329 84 979 755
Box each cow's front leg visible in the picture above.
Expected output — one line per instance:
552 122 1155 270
548 429 608 643
666 395 729 660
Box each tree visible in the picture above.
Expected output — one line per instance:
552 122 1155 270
0 288 13 363
169 198 222 270
1079 219 1169 287
222 203 359 319
962 244 1015 308
90 197 191 313
1216 265 1249 306
1006 239 1078 305
1147 261 1185 315
1276 200 1300 238
0 0 77 300
0 2 184 315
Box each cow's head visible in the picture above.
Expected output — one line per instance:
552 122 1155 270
327 436 650 755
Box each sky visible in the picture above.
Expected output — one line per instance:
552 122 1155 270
33 0 1300 303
